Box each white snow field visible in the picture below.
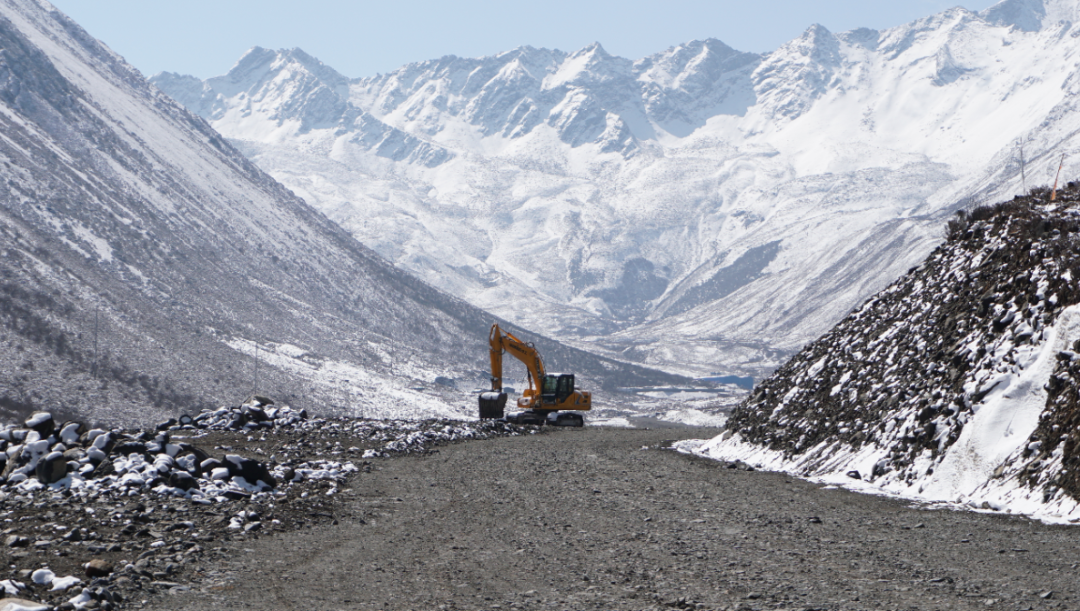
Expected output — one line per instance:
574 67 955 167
153 0 1080 379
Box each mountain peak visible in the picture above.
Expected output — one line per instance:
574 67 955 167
497 44 540 59
235 46 348 89
579 41 610 57
837 27 880 50
226 46 277 82
545 41 632 89
761 23 841 66
750 22 841 121
799 23 841 56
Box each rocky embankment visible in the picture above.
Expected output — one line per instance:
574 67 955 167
0 401 525 610
690 187 1080 520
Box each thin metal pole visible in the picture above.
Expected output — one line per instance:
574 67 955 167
1019 139 1027 193
93 307 98 374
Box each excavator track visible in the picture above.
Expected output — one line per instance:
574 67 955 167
504 411 584 427
550 412 585 427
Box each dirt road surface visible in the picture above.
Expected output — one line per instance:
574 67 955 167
153 427 1080 610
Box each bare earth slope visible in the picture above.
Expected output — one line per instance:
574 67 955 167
156 428 1079 611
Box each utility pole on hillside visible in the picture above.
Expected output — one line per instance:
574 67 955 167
1019 138 1027 194
93 307 99 375
253 342 259 395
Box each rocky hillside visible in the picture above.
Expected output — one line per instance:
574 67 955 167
0 0 683 429
688 186 1080 522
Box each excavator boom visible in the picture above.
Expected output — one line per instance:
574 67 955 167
487 324 544 394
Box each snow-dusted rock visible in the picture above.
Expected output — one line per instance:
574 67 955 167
168 470 198 491
690 194 1080 523
224 455 276 489
28 569 53 586
48 576 81 592
58 422 84 446
23 413 53 438
33 452 67 485
83 560 112 578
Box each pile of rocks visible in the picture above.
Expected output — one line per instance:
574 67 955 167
0 411 278 501
0 562 113 611
1 407 530 611
2 407 526 503
179 396 308 432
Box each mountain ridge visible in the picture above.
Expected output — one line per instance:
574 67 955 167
151 0 1077 378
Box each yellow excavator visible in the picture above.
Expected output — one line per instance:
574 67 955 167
478 323 590 426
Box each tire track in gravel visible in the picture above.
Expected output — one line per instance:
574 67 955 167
153 427 1080 611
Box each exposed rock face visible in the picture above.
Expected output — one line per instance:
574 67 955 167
709 187 1080 517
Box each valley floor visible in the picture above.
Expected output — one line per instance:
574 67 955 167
153 428 1078 611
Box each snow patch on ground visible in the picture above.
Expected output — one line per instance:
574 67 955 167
660 408 728 428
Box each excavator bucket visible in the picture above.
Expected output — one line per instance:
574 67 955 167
478 392 507 419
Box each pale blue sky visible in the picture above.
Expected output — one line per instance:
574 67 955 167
50 0 1001 79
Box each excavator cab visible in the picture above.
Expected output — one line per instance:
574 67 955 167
541 374 575 405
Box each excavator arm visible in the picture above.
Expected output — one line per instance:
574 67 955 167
488 323 545 399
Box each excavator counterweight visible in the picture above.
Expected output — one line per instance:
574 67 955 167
478 323 590 426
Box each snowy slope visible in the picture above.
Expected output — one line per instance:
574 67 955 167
153 0 1080 379
0 0 682 428
682 192 1080 523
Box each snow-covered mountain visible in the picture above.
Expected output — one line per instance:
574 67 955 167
153 0 1080 379
682 190 1080 523
0 0 682 427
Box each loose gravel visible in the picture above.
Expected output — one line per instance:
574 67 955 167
145 427 1079 611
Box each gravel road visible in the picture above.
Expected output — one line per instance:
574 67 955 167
153 427 1080 611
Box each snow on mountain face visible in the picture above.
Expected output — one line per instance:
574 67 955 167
684 191 1080 523
154 48 451 167
636 39 759 137
980 0 1079 31
0 0 681 428
751 24 841 122
152 0 1079 379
